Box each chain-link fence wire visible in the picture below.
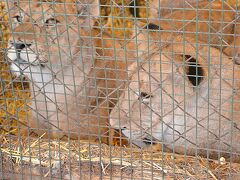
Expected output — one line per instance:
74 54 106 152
1 0 240 179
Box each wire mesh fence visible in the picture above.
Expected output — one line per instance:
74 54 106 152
0 0 240 179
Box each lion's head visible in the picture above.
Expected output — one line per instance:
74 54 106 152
6 0 99 79
110 34 240 158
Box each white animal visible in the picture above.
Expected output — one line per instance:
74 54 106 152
147 0 240 62
6 0 103 139
110 34 240 160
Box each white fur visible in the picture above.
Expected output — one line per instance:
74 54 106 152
110 36 240 159
6 0 101 138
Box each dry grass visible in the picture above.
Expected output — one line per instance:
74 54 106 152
1 135 240 179
1 0 240 179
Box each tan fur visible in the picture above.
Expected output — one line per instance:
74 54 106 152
110 34 240 160
74 32 138 143
6 0 140 142
146 0 240 60
6 0 106 140
148 0 206 18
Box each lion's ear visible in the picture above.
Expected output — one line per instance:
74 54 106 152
76 0 100 27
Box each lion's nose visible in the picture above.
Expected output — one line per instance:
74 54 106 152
113 127 127 131
121 127 127 130
11 42 32 52
143 137 156 145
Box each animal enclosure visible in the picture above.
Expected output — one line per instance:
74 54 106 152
0 0 240 179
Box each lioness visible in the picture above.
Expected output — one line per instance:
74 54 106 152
110 34 240 160
6 0 140 141
73 28 140 143
6 0 107 140
144 0 240 61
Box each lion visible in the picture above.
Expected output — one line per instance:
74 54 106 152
73 29 140 144
5 0 109 140
141 0 240 62
110 33 240 160
5 0 140 141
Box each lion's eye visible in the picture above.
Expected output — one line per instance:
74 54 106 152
138 92 153 102
13 15 23 23
45 18 60 26
144 23 162 31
